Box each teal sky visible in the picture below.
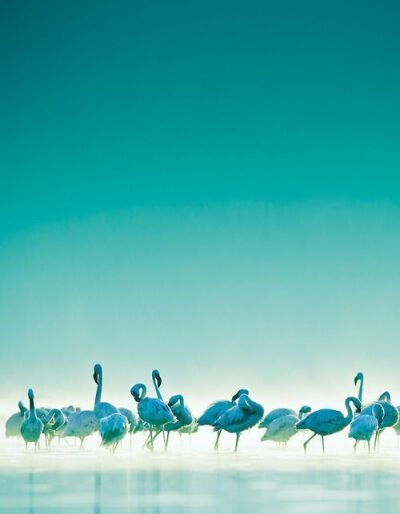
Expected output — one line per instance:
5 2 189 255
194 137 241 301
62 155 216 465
1 1 400 410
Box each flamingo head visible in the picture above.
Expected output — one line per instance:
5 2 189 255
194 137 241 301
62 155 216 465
378 391 391 402
28 389 34 400
354 372 363 385
168 394 182 407
93 363 102 384
232 389 249 402
299 405 312 415
130 384 145 402
152 369 162 387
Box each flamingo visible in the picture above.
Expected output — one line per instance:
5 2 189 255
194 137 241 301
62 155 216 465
213 394 264 452
259 405 311 429
261 407 312 447
296 396 361 453
100 413 129 453
93 364 119 420
130 381 175 451
349 403 384 452
198 389 249 450
20 389 44 450
5 401 27 438
354 372 364 403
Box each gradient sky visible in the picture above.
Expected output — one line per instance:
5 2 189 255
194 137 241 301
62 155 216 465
1 1 400 411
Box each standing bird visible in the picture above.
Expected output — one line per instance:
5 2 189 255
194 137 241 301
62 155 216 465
163 394 193 450
296 396 361 453
213 394 264 452
259 405 311 429
360 391 399 448
20 389 44 450
261 407 312 447
93 363 119 420
62 410 99 448
198 389 249 451
130 381 175 451
349 403 384 452
118 407 137 447
354 372 364 404
5 401 27 438
100 413 129 453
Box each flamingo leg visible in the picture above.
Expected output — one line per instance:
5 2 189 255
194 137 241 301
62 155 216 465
354 440 358 453
165 432 170 452
303 432 317 454
367 440 370 453
373 431 379 451
321 436 325 454
234 433 241 452
149 426 154 451
214 430 221 451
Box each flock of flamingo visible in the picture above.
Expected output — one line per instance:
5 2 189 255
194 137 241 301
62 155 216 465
5 366 400 453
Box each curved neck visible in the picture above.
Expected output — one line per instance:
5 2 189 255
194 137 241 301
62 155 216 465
175 395 184 409
139 384 147 401
18 402 27 415
344 398 355 425
43 408 57 425
239 395 257 414
358 377 363 403
95 370 103 406
152 374 162 401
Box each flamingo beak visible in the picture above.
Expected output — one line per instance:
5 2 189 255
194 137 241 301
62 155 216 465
156 375 162 387
93 373 99 384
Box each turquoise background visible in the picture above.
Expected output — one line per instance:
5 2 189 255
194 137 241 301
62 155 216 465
1 1 399 407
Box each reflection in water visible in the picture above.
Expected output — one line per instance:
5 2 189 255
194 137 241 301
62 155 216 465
2 452 400 513
94 471 101 514
29 471 34 514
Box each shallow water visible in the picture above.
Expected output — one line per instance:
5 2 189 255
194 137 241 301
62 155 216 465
1 443 400 514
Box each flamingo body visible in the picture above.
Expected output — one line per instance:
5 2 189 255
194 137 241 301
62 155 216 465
63 410 99 442
100 413 128 450
5 402 27 438
261 414 298 443
214 394 263 451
